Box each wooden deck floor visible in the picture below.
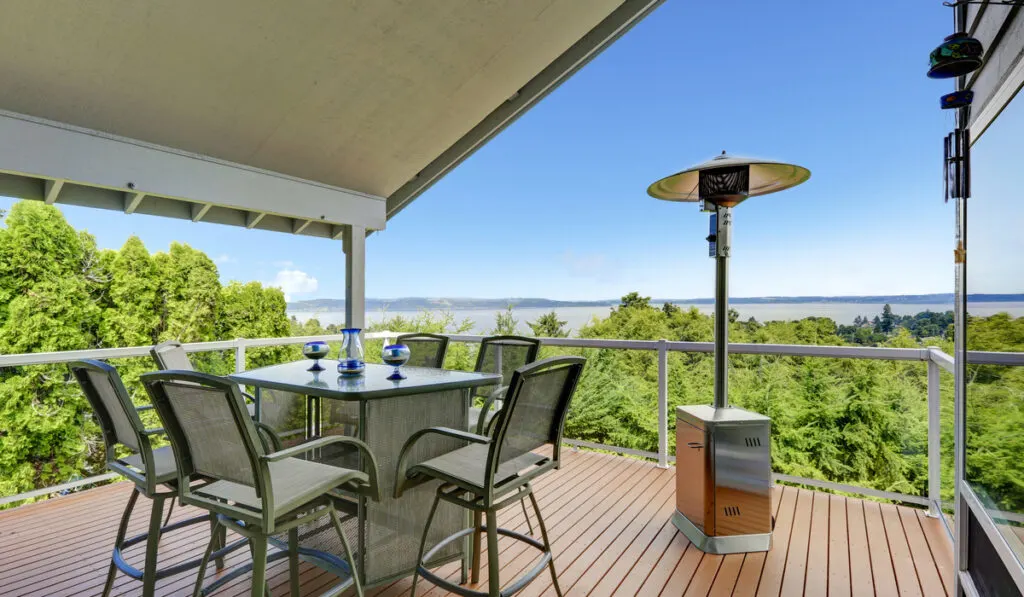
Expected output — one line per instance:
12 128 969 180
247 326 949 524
0 451 953 597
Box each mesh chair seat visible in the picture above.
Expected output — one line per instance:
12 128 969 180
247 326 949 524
120 446 178 484
197 458 368 518
409 444 547 494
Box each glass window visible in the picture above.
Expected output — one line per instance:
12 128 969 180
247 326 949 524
966 91 1024 564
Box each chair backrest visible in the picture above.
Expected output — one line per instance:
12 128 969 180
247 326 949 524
142 370 265 494
473 335 541 398
487 356 585 478
396 333 449 369
70 360 146 454
150 340 195 372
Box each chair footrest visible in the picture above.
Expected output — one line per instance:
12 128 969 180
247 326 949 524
113 514 249 582
420 525 550 597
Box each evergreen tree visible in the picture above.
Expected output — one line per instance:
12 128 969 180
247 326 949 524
154 243 221 342
100 236 159 347
527 311 569 338
490 305 519 335
0 203 102 497
879 303 896 334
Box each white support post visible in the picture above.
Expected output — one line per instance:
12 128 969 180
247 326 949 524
658 339 669 468
234 337 252 415
235 338 247 373
928 348 942 518
343 225 366 330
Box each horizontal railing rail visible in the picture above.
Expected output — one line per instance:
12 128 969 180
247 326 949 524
1 331 1015 515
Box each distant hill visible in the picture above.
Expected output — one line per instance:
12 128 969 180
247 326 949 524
287 293 1024 311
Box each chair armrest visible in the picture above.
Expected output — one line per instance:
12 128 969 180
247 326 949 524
475 385 508 435
262 437 381 502
394 427 490 499
140 427 165 436
241 390 257 404
254 421 282 452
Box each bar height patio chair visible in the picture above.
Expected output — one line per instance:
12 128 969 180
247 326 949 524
396 332 450 368
469 335 541 435
394 356 586 597
142 370 382 597
70 360 247 597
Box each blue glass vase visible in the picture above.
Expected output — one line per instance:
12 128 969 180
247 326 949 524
337 328 365 376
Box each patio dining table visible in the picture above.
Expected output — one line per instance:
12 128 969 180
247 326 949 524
228 361 500 587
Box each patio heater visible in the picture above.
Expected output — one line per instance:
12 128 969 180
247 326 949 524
648 152 810 554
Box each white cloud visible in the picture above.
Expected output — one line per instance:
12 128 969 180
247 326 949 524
269 269 318 301
212 254 235 265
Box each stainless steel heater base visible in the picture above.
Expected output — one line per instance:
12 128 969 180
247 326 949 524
675 405 773 555
671 510 772 555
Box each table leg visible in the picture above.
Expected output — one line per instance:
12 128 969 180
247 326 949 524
306 396 314 439
463 388 473 585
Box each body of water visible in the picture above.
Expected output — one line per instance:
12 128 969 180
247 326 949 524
289 301 1024 335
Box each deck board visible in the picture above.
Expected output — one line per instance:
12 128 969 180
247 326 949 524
0 451 952 597
897 506 946 597
862 502 899 596
827 494 851 597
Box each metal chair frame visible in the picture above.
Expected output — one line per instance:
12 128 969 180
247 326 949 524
143 370 381 597
395 356 585 597
70 360 247 597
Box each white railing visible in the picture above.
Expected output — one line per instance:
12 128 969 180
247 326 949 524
4 332 1022 513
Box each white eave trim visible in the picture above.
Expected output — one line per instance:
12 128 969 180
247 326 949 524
0 110 386 237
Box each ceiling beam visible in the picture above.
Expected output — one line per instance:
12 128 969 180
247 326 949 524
384 0 665 220
245 211 266 229
43 179 64 204
292 218 312 235
0 109 387 230
331 225 345 241
190 203 212 222
123 191 145 213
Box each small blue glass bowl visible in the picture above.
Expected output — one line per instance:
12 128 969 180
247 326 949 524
302 341 330 372
382 344 411 380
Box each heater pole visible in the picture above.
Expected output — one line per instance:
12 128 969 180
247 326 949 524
713 204 732 409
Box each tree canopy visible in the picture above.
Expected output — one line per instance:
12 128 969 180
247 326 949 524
1 201 1022 515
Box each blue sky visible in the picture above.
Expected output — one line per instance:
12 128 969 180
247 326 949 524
4 1 1016 302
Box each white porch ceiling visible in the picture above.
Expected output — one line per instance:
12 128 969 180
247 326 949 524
0 0 661 237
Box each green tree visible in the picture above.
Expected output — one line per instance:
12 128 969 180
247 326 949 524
0 203 103 497
490 304 519 335
527 311 568 338
0 201 301 502
878 304 896 334
618 292 651 310
99 236 160 347
154 243 221 342
219 282 292 368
